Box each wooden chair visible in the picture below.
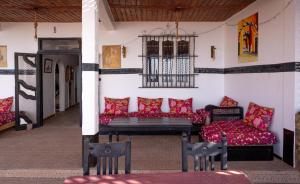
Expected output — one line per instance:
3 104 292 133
182 132 227 171
88 140 131 175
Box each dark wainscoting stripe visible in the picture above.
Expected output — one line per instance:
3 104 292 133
0 69 14 75
194 68 224 74
82 63 99 72
225 62 299 74
1 62 300 75
0 69 35 75
100 68 143 74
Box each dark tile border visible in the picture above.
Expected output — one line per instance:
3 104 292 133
0 69 14 75
194 68 224 74
100 68 143 74
224 62 298 74
2 62 300 75
0 69 35 75
82 63 99 72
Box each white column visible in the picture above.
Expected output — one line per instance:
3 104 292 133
82 0 99 135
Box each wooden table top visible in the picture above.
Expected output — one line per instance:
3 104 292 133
64 171 252 184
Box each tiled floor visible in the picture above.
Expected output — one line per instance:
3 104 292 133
0 106 298 183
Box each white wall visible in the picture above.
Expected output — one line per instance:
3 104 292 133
99 22 225 112
224 0 297 157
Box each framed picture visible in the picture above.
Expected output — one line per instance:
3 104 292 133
102 45 121 69
238 13 258 63
0 46 7 67
44 58 53 73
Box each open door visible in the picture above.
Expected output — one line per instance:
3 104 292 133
14 53 42 130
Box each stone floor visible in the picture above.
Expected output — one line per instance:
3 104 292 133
0 106 299 183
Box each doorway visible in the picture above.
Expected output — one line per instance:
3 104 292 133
42 54 80 120
39 38 81 127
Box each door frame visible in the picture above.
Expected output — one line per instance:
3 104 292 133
37 37 82 127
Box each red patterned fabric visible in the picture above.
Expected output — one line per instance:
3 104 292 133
0 111 15 126
243 102 274 131
169 98 193 115
196 108 211 118
104 97 129 115
138 97 163 114
220 96 238 107
0 96 13 113
99 112 207 125
202 120 277 146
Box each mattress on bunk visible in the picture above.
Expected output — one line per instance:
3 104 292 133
202 120 277 146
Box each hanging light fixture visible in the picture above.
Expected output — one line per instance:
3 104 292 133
174 7 183 41
33 8 38 39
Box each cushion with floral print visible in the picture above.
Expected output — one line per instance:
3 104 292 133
138 97 163 114
168 98 193 115
0 111 15 126
201 120 277 146
104 97 129 115
243 102 274 131
0 96 13 113
220 96 238 107
99 111 207 125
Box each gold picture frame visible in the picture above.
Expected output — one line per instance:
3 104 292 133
0 46 7 67
102 45 121 69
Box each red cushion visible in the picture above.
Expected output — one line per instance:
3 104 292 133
0 97 13 113
168 98 193 114
104 97 129 115
138 97 163 114
220 96 238 107
243 102 274 131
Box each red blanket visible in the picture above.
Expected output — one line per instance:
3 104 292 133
202 120 277 146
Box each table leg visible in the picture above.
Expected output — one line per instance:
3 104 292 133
82 136 90 176
182 131 188 172
109 133 113 174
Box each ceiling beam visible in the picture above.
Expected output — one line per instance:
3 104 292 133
99 0 115 30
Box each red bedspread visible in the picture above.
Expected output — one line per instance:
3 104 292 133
202 120 277 146
0 111 15 126
99 110 209 125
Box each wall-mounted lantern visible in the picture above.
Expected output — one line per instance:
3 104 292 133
211 46 216 60
122 46 127 58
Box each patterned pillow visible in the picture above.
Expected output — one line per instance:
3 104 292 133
220 96 238 107
243 102 274 131
104 97 129 115
169 98 193 114
0 96 13 113
138 97 163 114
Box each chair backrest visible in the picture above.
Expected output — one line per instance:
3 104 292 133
88 141 131 175
183 132 227 171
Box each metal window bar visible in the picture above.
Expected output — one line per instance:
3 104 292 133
141 35 196 88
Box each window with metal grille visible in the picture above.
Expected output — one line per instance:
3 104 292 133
140 35 197 88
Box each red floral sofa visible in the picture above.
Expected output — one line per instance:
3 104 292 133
99 110 209 125
0 111 15 131
202 120 277 146
201 100 277 161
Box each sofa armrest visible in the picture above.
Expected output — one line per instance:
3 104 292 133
204 105 244 123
